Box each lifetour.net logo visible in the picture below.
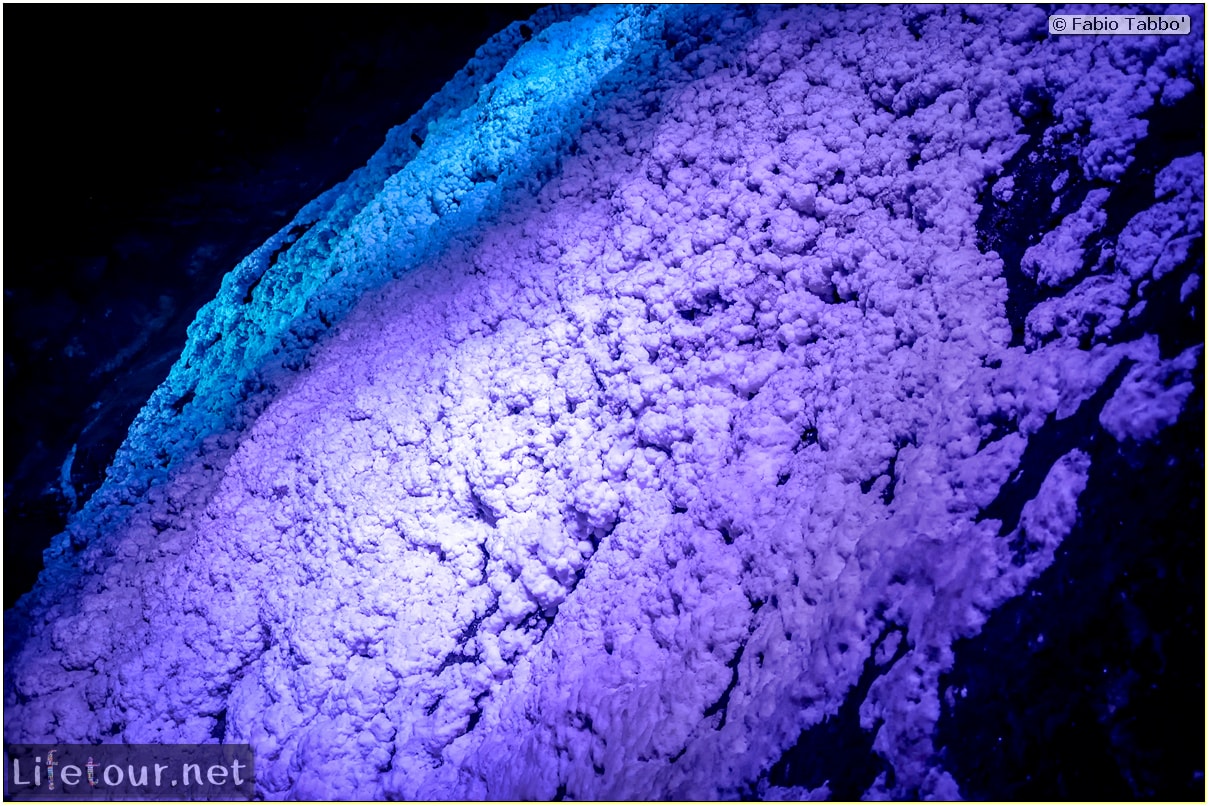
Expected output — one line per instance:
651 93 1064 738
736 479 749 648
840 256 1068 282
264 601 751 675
4 744 254 801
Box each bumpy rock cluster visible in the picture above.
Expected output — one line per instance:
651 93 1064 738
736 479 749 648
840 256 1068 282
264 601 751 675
6 5 1202 800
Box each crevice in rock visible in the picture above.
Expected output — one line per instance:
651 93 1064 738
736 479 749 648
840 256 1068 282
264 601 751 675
703 639 746 729
761 621 911 799
977 358 1131 539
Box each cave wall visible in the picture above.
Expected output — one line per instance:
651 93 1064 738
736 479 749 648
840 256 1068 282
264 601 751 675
5 5 1203 800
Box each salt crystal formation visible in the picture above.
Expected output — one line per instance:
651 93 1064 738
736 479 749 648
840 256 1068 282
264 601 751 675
5 4 1203 800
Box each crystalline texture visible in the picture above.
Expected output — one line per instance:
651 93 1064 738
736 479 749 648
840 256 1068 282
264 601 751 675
5 4 1202 800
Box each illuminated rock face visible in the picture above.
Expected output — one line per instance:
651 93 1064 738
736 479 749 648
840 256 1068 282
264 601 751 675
5 5 1202 800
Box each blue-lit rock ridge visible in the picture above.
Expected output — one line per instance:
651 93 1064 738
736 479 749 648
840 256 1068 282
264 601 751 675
5 5 1203 800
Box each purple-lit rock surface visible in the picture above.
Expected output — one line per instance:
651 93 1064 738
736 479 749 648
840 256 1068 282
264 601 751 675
5 5 1203 800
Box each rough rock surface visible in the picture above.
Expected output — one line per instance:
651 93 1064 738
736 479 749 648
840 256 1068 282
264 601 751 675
6 5 1202 800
